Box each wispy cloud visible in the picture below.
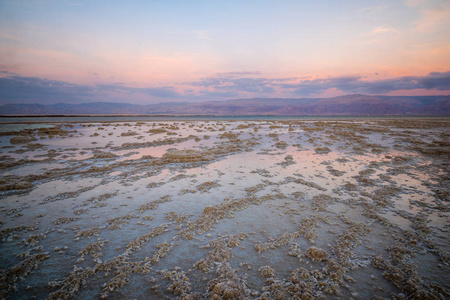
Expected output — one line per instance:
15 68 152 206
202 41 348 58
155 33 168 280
372 26 400 34
96 84 180 98
1 71 449 104
189 72 295 97
281 71 450 96
191 76 275 94
0 73 180 104
216 71 262 77
0 74 95 104
417 4 450 32
404 0 450 32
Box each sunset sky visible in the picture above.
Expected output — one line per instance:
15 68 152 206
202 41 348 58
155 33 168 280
1 0 449 105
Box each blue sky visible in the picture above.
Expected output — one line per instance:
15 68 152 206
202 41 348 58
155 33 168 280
0 0 449 104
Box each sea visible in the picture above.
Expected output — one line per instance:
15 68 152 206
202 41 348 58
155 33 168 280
0 114 446 132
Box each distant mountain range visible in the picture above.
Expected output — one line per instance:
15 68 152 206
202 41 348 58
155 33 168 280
1 94 449 115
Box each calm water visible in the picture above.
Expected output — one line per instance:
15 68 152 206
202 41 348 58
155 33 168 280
0 114 446 124
0 115 447 133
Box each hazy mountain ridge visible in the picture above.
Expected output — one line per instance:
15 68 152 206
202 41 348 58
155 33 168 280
1 94 449 115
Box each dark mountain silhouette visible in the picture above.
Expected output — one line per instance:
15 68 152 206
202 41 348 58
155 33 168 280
1 94 449 115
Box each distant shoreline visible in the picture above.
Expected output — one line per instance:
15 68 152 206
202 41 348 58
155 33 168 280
1 95 449 116
1 114 449 118
0 114 449 125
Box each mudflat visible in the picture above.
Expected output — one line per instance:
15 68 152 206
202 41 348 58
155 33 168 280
0 118 449 299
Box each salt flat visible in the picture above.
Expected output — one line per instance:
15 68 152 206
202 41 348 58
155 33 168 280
0 118 449 299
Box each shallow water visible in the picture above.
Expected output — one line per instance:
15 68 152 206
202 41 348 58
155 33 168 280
0 118 449 299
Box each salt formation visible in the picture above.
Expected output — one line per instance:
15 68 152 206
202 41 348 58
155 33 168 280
0 118 448 299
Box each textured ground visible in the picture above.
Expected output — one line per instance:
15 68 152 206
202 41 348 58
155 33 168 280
0 118 449 299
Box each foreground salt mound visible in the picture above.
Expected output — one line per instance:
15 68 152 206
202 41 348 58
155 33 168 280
306 246 330 261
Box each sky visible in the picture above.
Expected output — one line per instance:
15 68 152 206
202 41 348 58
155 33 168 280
0 0 449 105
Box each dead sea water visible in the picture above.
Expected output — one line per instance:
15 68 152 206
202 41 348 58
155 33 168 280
0 117 449 299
